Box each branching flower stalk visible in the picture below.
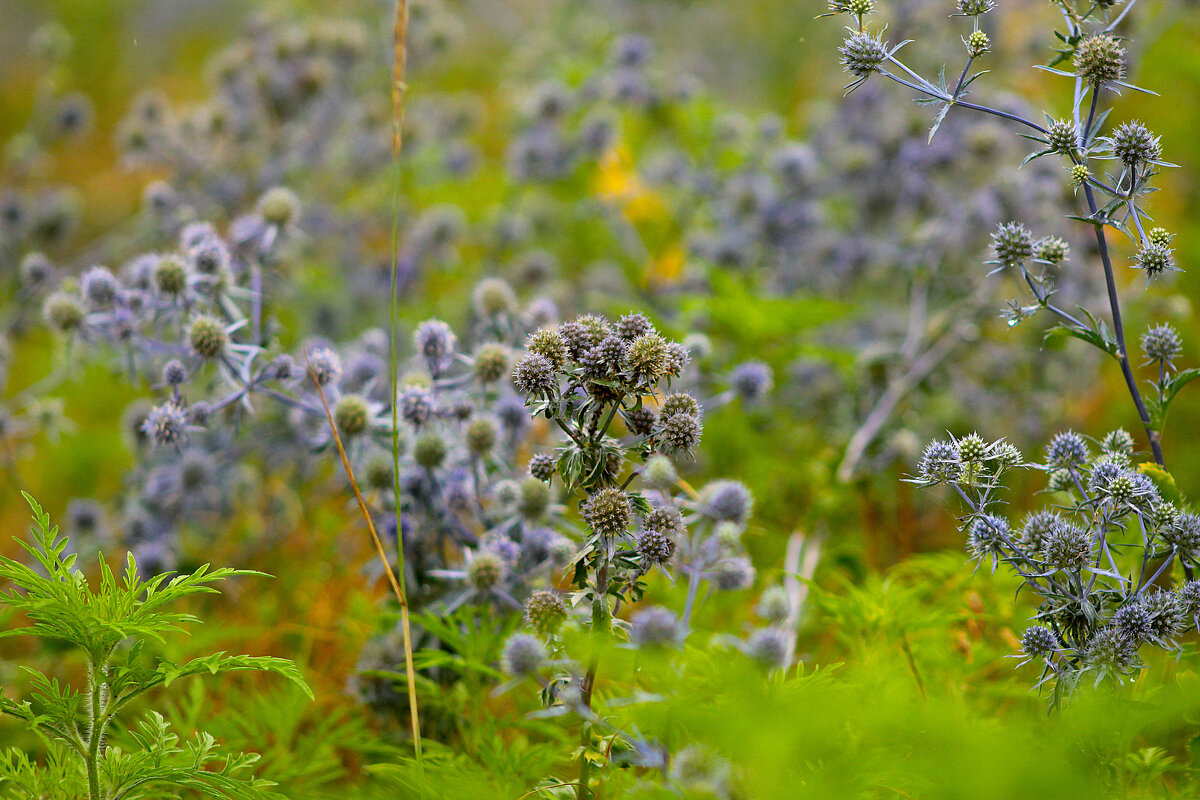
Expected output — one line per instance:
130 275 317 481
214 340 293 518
830 0 1183 466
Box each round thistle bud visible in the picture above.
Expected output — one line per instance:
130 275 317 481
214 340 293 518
42 291 84 332
1033 237 1070 265
153 255 188 296
560 314 609 359
1045 430 1088 470
307 347 343 386
1134 242 1174 278
1101 428 1134 457
582 488 632 537
956 432 988 463
840 32 887 78
525 591 568 636
1083 625 1138 679
918 439 962 483
413 431 447 470
1070 163 1091 187
1147 227 1173 247
993 442 1024 469
142 400 189 447
663 341 690 377
1041 521 1093 571
746 628 791 669
1047 468 1073 492
712 557 756 591
616 312 654 341
517 477 551 520
468 550 505 590
623 333 669 384
258 186 300 227
625 407 657 436
162 359 187 386
701 480 753 525
465 417 498 456
365 455 394 491
1178 581 1200 621
643 455 678 490
631 606 679 648
80 266 118 307
20 252 53 288
1111 600 1156 644
1045 119 1079 155
188 315 228 360
335 394 371 437
957 0 995 14
730 362 773 403
991 221 1033 267
1110 121 1160 166
526 327 568 369
967 515 1008 562
414 319 457 374
965 30 990 59
1019 510 1064 554
1074 34 1126 86
472 343 510 384
757 586 792 625
187 401 211 426
645 505 684 535
661 393 700 417
1152 502 1179 530
658 412 703 457
398 386 434 427
1141 323 1182 364
529 453 556 482
511 353 557 398
1021 625 1059 658
637 528 675 566
501 633 545 676
1160 513 1200 563
582 336 627 381
472 277 517 318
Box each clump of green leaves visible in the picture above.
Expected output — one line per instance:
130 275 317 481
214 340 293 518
0 493 311 800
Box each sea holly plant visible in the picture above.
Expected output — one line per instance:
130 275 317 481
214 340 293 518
911 430 1200 705
829 0 1191 466
0 493 311 800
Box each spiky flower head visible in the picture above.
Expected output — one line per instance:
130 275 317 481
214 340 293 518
468 550 505 590
1110 121 1161 166
631 606 680 648
43 292 85 332
1019 510 1067 554
142 400 189 447
20 252 53 288
991 221 1034 267
625 407 657 436
511 353 558 398
529 453 556 482
1083 625 1139 682
637 528 675 566
466 417 498 455
1160 513 1200 563
1074 34 1126 86
472 343 510 384
713 557 756 591
1134 242 1175 278
827 0 873 14
153 255 188 296
472 277 517 318
582 488 632 537
525 328 568 369
645 504 684 535
746 628 791 669
623 333 669 384
1045 431 1088 470
757 586 792 625
659 412 703 456
993 442 1024 469
956 432 988 463
700 480 754 525
1147 227 1173 247
517 477 551 520
967 515 1009 563
616 312 655 341
1045 119 1079 155
1021 625 1059 658
1141 323 1182 364
161 359 187 386
307 347 342 386
839 31 888 78
80 265 118 307
1070 163 1091 187
525 591 568 636
334 394 371 437
1101 428 1135 460
1041 521 1093 572
663 341 690 377
414 319 457 374
258 186 300 227
188 315 228 360
965 30 990 59
957 0 995 14
730 362 773 403
1034 237 1069 265
918 439 962 483
643 455 678 490
501 633 546 676
413 431 447 469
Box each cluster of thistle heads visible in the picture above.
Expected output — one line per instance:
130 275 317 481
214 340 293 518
915 424 1200 696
